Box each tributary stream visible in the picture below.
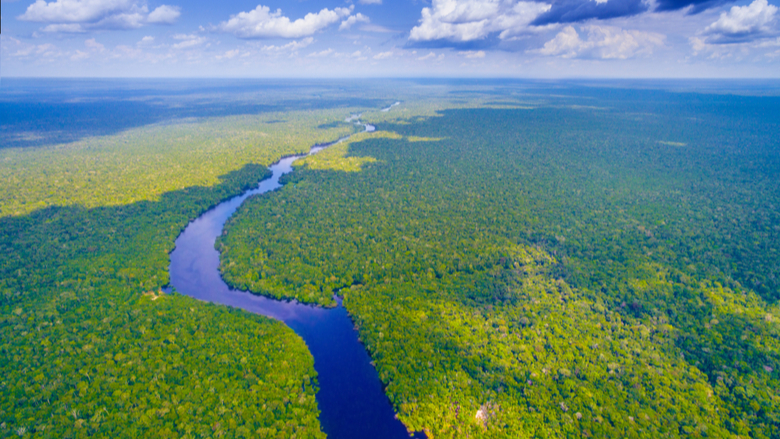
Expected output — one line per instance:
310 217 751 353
169 122 424 438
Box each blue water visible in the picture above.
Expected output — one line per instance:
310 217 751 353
168 126 424 439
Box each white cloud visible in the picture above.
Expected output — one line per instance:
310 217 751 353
691 31 780 58
689 36 708 54
757 36 780 46
339 13 370 31
536 26 581 57
360 23 396 33
373 50 394 59
260 37 314 52
418 51 446 61
308 48 334 57
20 0 137 22
13 46 36 57
217 49 240 60
12 41 64 59
41 23 86 32
409 0 551 43
359 0 382 4
69 37 104 59
147 4 180 24
138 35 154 44
94 9 146 29
703 0 777 42
71 50 90 60
36 43 60 54
459 50 486 57
18 0 182 31
219 5 353 39
112 44 142 58
85 37 105 51
172 33 207 50
305 48 369 60
535 25 665 59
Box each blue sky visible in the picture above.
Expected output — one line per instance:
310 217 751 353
1 0 779 77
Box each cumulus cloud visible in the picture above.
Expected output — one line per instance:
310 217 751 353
217 49 240 60
71 50 91 60
18 0 181 32
70 37 104 59
417 51 446 60
702 0 778 43
360 24 396 33
259 37 314 52
409 0 654 45
308 48 335 57
85 37 105 51
10 40 64 59
531 0 648 25
409 0 552 44
41 23 87 32
147 4 180 24
172 33 207 50
339 13 370 30
20 0 136 22
373 50 394 59
459 49 486 57
219 5 353 39
534 25 665 58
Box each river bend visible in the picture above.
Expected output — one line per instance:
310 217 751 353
169 123 423 439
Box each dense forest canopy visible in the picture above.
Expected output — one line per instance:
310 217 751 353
220 88 780 437
0 110 361 218
0 163 326 438
2 79 779 438
0 80 390 437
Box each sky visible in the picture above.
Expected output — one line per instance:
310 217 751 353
1 0 779 77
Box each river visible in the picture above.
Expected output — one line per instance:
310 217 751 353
168 123 424 439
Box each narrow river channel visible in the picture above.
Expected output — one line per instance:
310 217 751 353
168 122 424 439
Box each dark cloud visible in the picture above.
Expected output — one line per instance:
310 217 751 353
704 32 772 43
531 0 649 26
405 35 502 51
655 0 732 14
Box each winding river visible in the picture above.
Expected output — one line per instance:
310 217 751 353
169 123 424 439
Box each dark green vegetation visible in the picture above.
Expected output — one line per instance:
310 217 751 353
0 164 324 438
220 91 780 438
0 87 373 437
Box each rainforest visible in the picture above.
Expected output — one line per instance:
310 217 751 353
1 79 779 439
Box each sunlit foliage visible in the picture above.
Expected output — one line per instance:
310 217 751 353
0 109 361 437
0 110 358 217
221 91 780 437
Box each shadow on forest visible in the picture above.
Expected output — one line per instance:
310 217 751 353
0 163 269 307
0 98 384 149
